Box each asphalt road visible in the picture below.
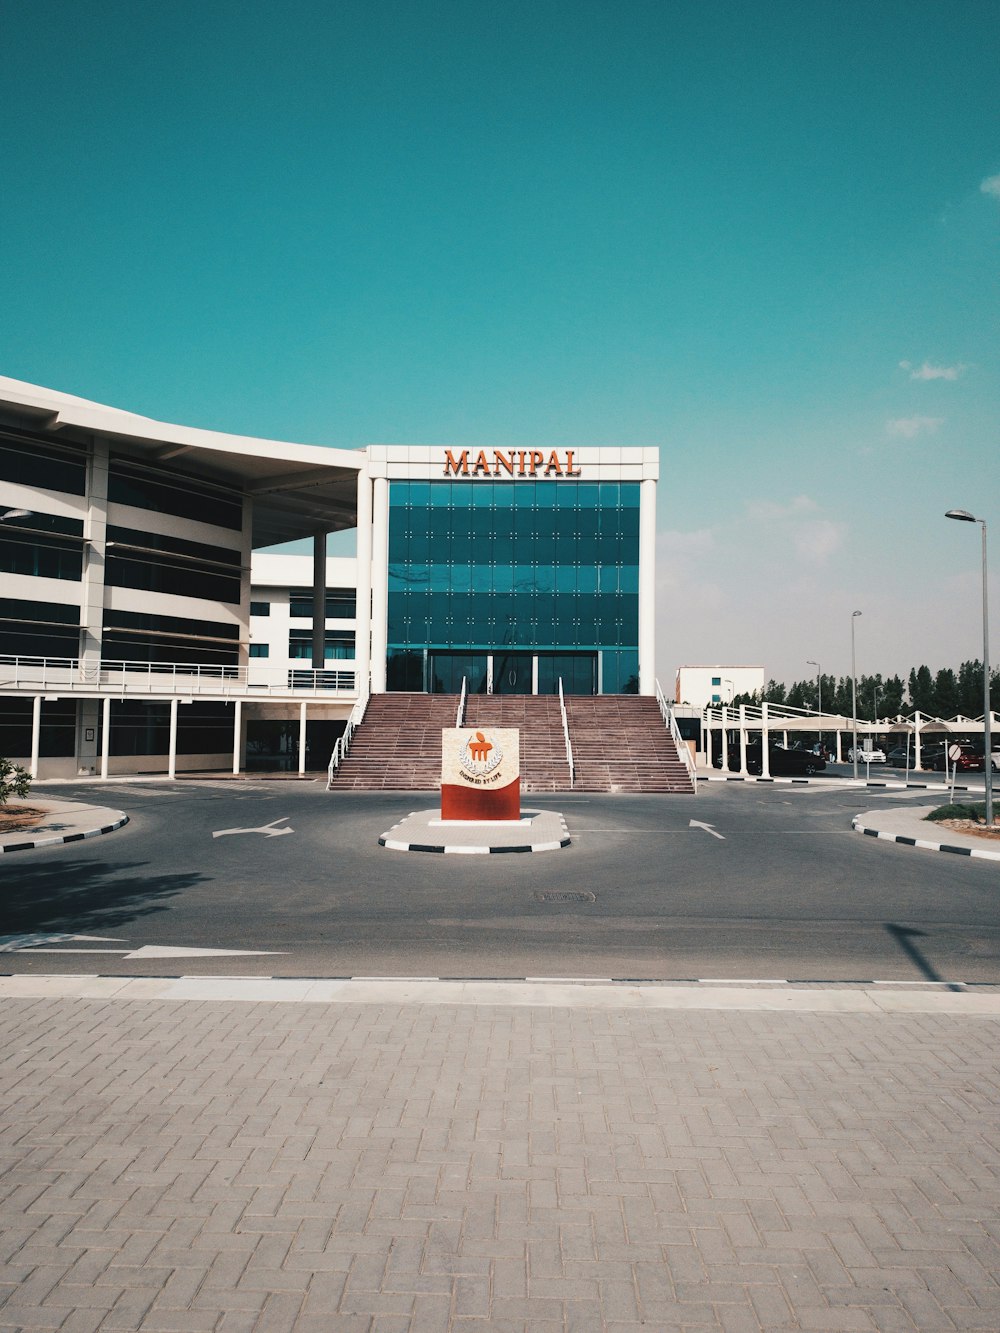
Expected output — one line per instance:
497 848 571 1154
2 778 997 983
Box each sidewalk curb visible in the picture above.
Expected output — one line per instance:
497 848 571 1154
852 813 1000 862
0 812 129 855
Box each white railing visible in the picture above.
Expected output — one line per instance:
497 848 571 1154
456 675 467 728
0 654 357 698
558 677 575 788
655 678 697 787
327 678 371 788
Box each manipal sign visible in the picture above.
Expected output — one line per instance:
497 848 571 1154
443 448 581 478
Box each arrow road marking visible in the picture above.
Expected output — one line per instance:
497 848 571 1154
689 819 725 840
0 933 126 953
212 817 294 839
0 933 285 959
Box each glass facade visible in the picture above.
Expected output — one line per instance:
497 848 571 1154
387 479 639 694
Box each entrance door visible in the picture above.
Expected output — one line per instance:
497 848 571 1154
492 652 534 694
536 652 597 695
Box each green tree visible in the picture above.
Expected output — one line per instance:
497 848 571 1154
908 665 936 714
0 758 31 806
934 668 959 719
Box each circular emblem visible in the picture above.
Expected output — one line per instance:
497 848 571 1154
460 730 503 778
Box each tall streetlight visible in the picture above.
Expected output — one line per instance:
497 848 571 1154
807 659 821 752
851 611 862 778
945 510 992 826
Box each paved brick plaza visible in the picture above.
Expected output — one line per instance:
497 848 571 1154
1 993 999 1331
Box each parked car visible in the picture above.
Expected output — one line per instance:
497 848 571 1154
848 745 885 763
885 745 911 766
714 744 826 776
923 743 984 772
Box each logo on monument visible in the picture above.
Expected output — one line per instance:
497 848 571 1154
460 731 503 779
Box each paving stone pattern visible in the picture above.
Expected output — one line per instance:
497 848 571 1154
1 999 999 1331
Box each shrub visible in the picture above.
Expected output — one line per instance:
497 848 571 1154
925 802 988 824
0 758 31 806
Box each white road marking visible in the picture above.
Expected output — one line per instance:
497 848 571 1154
123 946 285 959
0 933 127 953
689 819 725 840
212 817 294 839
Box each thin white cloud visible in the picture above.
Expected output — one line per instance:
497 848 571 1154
898 359 967 381
744 495 818 522
885 416 943 439
794 519 844 562
981 174 1000 200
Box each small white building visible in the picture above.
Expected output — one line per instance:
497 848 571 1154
675 665 765 709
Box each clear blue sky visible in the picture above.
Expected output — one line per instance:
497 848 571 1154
2 0 997 689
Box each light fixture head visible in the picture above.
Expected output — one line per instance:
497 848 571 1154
852 610 862 617
945 509 976 522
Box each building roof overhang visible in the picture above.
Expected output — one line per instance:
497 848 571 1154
0 376 363 548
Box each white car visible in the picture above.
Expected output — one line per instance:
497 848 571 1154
848 745 885 763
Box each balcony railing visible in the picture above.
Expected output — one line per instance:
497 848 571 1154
0 654 357 698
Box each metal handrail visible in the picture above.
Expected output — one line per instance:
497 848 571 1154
655 678 697 787
327 676 371 788
558 677 574 788
456 675 467 728
0 653 357 698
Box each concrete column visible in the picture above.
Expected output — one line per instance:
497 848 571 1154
369 476 389 693
720 706 730 772
637 477 656 695
239 494 253 671
298 700 308 775
738 705 747 774
30 695 42 779
168 698 178 779
914 712 923 769
760 703 771 778
79 439 109 681
101 697 111 779
487 655 494 694
835 729 843 763
532 656 539 695
232 699 242 775
312 533 326 672
354 468 373 695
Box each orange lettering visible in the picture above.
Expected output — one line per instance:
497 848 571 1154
565 449 579 475
528 450 544 475
493 450 514 476
443 449 469 476
472 450 491 476
544 450 563 476
516 450 527 475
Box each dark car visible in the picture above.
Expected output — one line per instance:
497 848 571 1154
923 743 984 772
715 744 825 776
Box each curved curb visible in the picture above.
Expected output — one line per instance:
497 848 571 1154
379 810 572 854
851 814 1000 862
698 773 966 791
0 812 129 855
379 831 571 855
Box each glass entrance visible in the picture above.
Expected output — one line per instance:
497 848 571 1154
537 652 597 695
492 652 533 694
428 652 488 694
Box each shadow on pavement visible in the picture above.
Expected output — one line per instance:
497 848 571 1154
885 922 964 992
0 858 207 934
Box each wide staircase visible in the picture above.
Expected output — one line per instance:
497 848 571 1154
567 695 695 793
463 695 569 792
330 691 695 794
327 692 459 790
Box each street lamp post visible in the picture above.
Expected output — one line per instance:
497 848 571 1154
851 611 862 779
945 510 993 826
807 659 821 752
